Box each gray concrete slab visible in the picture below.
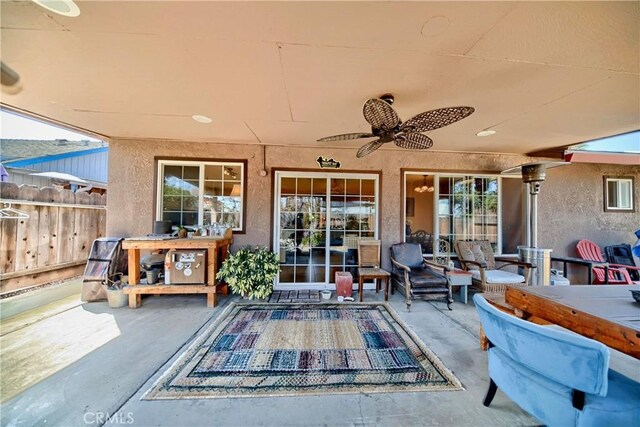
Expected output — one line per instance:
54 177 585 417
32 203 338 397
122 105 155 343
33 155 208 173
2 294 232 427
0 291 557 426
1 278 83 320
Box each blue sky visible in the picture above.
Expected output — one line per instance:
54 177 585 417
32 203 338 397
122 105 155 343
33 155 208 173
0 110 100 141
571 131 639 154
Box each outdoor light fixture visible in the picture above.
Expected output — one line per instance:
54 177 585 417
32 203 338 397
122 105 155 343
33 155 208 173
32 0 80 17
192 115 213 124
476 130 496 137
414 175 434 193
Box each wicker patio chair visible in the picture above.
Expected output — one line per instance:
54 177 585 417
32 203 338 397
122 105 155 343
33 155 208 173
454 240 533 294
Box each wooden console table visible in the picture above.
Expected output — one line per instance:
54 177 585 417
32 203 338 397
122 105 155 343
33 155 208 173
122 236 232 308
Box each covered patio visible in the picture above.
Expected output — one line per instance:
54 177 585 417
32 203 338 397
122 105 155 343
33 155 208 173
1 1 639 426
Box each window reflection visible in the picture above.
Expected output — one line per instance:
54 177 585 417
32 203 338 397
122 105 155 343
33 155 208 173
158 161 244 230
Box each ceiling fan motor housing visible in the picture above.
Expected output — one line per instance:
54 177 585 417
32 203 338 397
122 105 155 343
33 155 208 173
379 94 395 105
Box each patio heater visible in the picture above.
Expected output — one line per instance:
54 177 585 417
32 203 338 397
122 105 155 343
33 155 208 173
501 161 569 286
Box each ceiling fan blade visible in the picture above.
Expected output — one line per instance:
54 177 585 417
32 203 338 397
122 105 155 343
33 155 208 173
362 98 400 130
317 132 375 142
400 106 475 133
356 139 385 158
394 133 434 150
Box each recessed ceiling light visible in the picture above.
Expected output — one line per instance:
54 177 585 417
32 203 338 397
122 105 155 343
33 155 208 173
476 130 496 137
192 115 213 124
32 0 80 17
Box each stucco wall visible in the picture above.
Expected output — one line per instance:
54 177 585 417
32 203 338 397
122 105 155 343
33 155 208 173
539 163 639 282
107 138 639 275
540 163 639 253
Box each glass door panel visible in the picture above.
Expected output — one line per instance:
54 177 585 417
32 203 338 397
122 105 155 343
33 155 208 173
276 173 377 288
277 176 328 285
329 178 376 284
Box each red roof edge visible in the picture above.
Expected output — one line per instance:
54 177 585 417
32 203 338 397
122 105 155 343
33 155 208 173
564 151 640 165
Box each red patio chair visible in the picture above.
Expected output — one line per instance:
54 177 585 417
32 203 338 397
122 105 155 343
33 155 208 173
576 239 640 284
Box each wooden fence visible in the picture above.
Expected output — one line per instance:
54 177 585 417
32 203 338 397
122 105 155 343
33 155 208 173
0 183 106 294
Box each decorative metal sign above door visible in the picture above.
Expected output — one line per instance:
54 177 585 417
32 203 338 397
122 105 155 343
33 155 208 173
316 156 341 169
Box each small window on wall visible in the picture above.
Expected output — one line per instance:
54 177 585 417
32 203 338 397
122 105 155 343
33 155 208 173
157 160 246 232
604 176 634 212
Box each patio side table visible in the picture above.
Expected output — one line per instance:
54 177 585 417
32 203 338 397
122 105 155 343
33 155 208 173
357 267 390 302
447 269 472 304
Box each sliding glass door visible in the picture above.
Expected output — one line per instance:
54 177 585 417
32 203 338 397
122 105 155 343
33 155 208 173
274 172 378 289
403 171 524 256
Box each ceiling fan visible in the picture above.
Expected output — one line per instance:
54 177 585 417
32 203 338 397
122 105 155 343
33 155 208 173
317 94 475 158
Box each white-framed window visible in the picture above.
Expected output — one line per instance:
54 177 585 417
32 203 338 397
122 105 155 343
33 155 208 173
156 160 245 232
604 176 634 212
403 171 524 256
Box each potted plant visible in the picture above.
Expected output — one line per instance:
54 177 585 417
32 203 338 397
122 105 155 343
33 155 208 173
216 246 280 300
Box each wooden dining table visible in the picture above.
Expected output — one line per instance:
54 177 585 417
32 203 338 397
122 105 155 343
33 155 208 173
504 285 640 359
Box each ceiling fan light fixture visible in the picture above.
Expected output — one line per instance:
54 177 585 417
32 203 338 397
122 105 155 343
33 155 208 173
192 114 213 124
32 0 80 17
476 129 496 137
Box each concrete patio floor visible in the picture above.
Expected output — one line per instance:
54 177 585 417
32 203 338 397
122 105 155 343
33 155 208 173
2 287 638 427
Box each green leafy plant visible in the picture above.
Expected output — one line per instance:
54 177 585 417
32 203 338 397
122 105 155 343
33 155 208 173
216 246 280 300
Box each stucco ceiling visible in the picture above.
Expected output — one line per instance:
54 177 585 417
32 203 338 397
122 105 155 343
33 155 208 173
1 1 638 155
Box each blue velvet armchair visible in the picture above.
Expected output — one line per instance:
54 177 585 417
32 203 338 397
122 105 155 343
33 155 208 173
474 294 640 427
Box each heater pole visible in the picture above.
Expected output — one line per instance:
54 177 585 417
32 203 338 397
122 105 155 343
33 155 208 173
505 161 568 287
524 182 531 248
530 190 538 248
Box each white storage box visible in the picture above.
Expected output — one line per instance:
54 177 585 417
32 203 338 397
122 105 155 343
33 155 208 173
550 270 570 286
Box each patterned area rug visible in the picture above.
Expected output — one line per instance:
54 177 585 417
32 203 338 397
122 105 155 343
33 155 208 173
144 303 462 399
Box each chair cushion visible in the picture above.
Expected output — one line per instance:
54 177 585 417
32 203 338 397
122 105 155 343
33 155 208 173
456 240 497 270
479 242 496 269
580 369 640 427
456 242 478 270
470 269 525 284
391 243 424 269
471 244 486 265
408 267 448 289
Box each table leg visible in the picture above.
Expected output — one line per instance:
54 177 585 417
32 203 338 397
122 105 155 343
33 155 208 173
461 286 468 304
359 276 364 302
129 293 141 308
219 283 228 296
384 277 389 301
128 249 140 285
480 326 489 351
207 244 216 287
207 292 216 308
